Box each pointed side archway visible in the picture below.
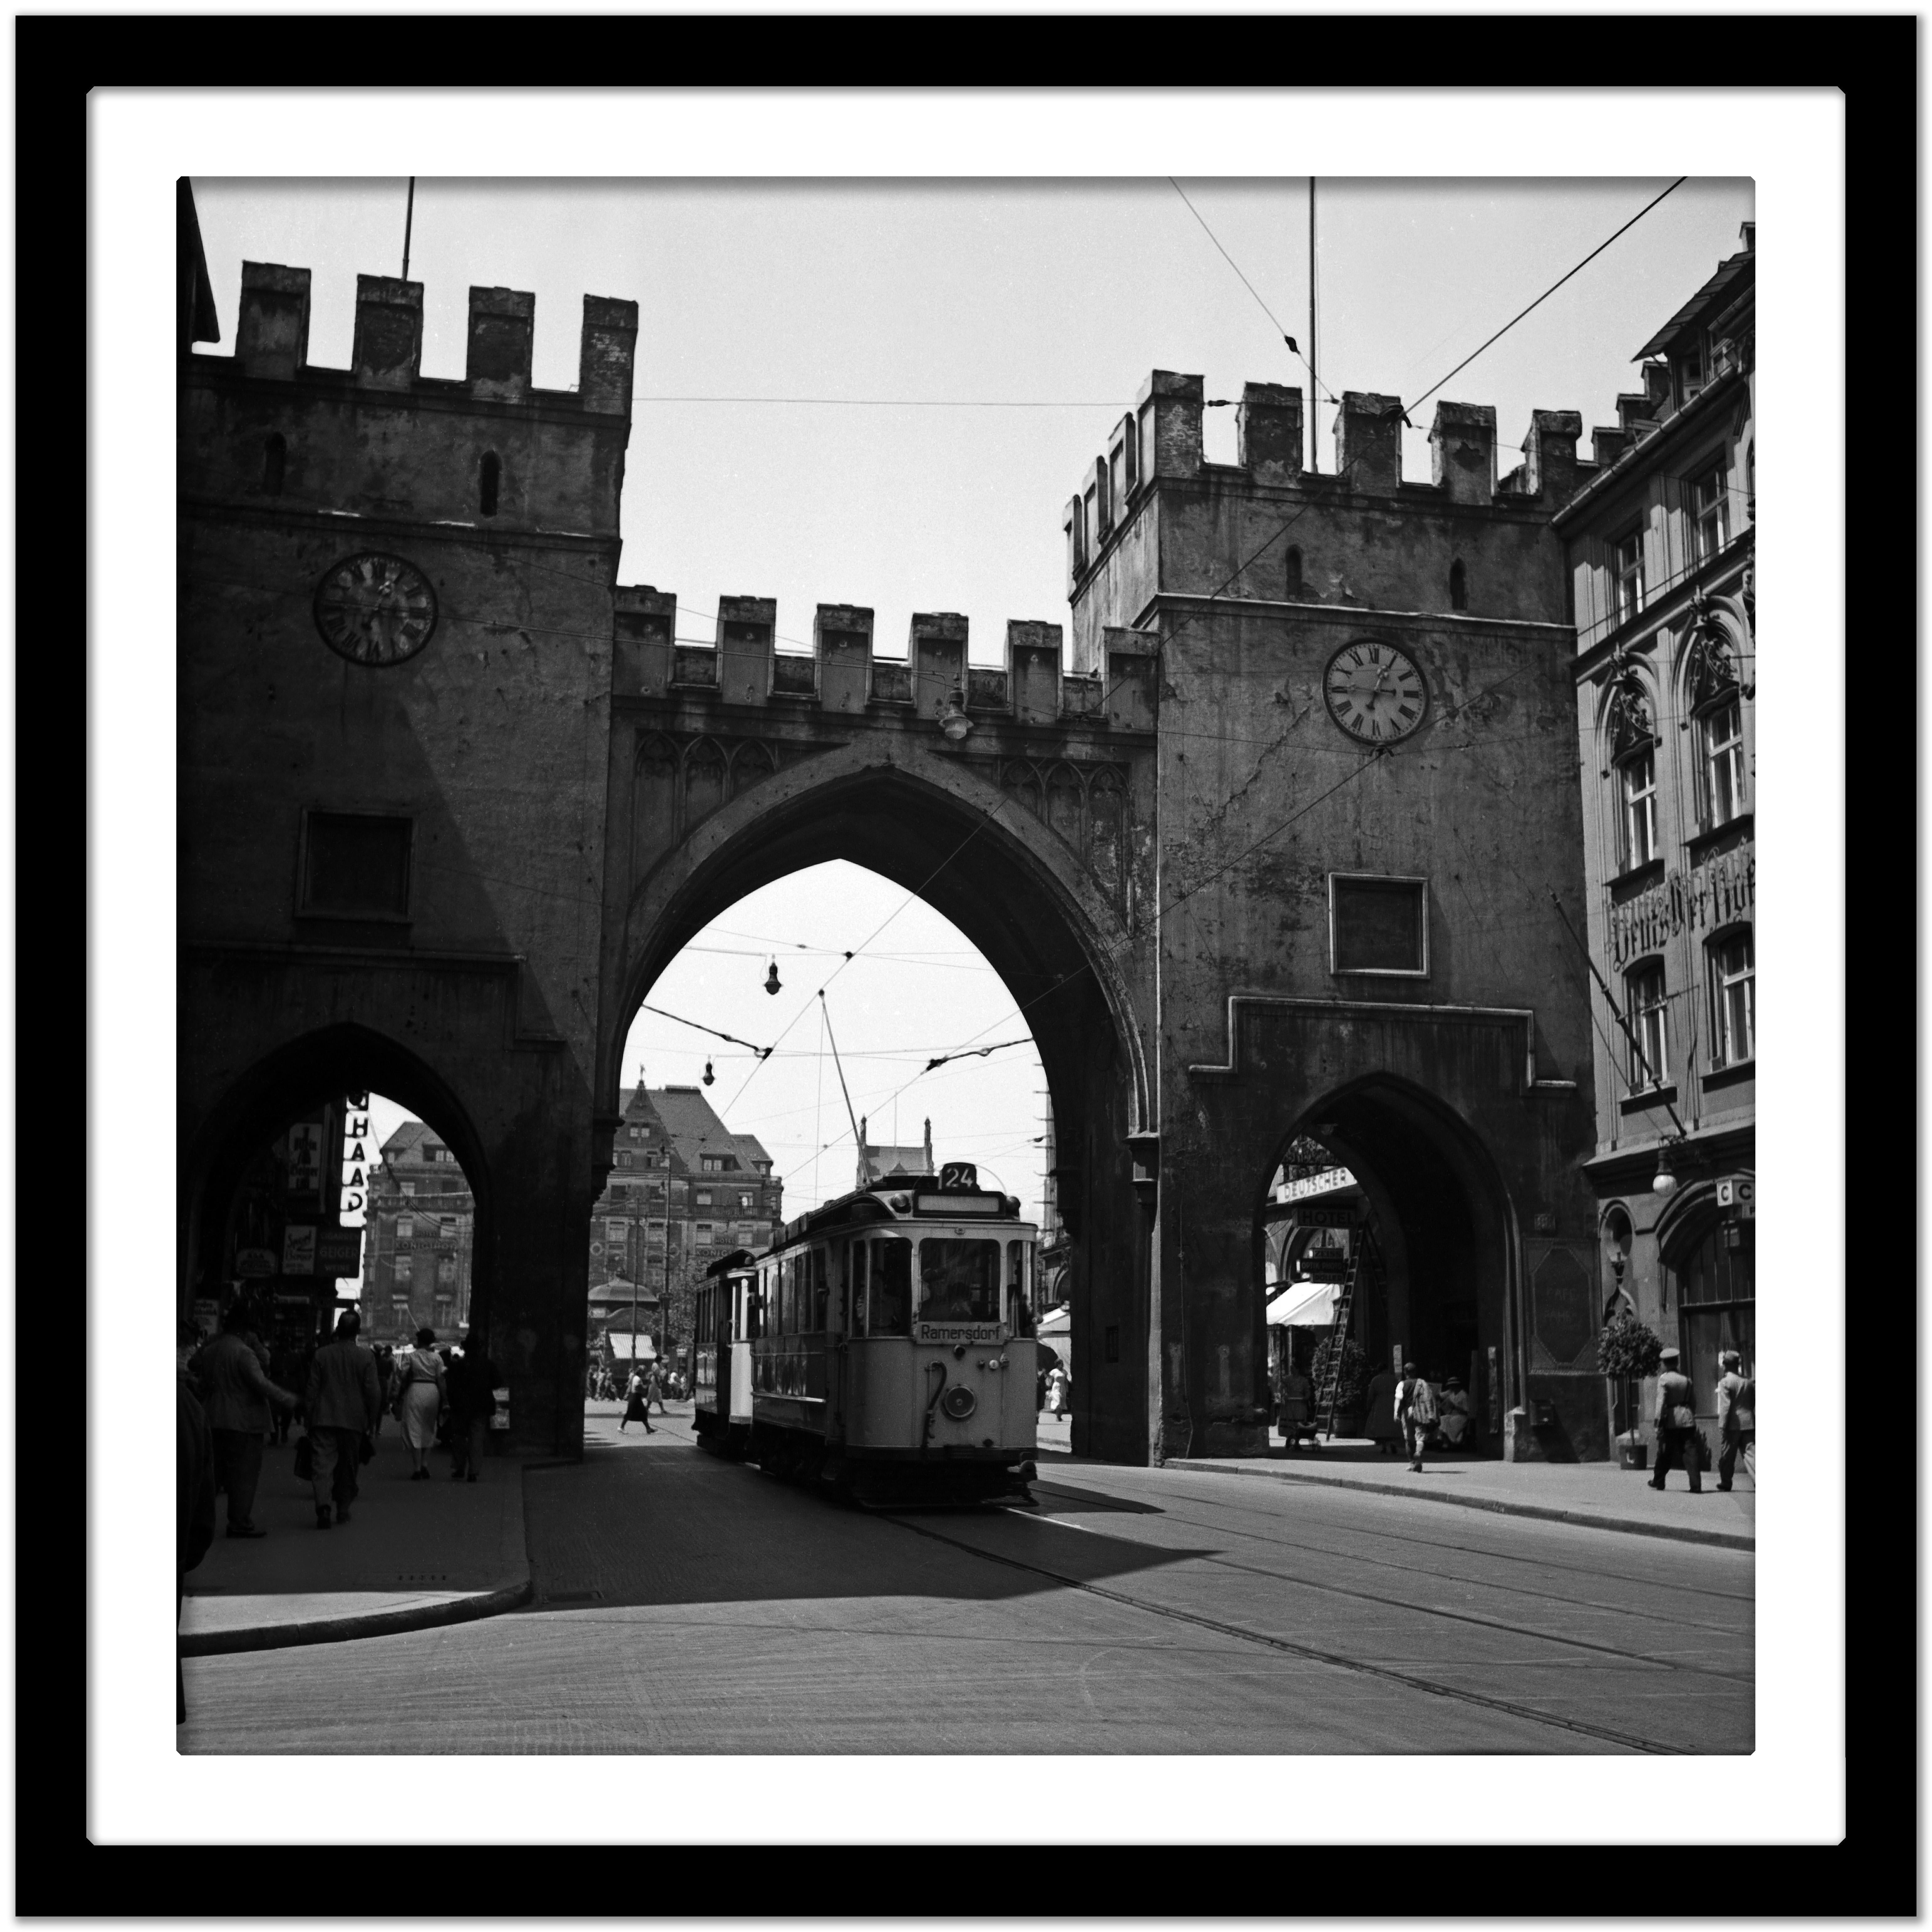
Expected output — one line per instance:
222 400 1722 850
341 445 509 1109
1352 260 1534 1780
181 1022 498 1356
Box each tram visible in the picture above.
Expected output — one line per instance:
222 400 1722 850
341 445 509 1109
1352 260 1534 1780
708 1163 1040 1506
693 1248 758 1455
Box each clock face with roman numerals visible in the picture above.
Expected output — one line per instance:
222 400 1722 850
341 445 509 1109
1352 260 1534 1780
314 553 438 667
1323 639 1428 745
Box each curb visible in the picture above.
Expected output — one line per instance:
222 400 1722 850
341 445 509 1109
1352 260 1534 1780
1162 1460 1755 1552
180 1577 534 1658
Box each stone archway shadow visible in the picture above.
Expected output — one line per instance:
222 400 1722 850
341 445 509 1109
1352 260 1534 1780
181 1021 498 1334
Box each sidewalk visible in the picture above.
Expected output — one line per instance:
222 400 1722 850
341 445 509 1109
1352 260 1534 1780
180 1423 531 1655
1162 1436 1754 1551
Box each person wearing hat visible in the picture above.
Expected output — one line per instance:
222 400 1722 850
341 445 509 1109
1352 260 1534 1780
1648 1344 1701 1494
1714 1348 1755 1492
1435 1374 1472 1449
1394 1361 1436 1472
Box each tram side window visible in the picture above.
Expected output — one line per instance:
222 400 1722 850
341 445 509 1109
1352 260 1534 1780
1007 1240 1036 1336
868 1239 912 1336
810 1246 829 1332
918 1239 1002 1323
848 1241 869 1334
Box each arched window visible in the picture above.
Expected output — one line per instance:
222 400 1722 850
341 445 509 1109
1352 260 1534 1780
1706 927 1754 1068
1607 681 1658 871
479 451 500 518
1284 546 1303 598
1687 625 1746 829
262 433 286 497
1448 558 1467 611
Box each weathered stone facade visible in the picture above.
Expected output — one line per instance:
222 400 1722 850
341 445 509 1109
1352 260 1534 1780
1065 374 1603 1460
179 183 1640 1468
178 208 638 1455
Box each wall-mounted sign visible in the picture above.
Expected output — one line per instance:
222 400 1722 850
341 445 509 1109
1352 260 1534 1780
286 1121 323 1198
282 1224 318 1276
316 1226 364 1276
1296 1204 1362 1229
235 1248 278 1279
1715 1176 1756 1220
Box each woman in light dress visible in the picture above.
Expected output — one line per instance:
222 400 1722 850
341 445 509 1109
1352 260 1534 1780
392 1326 448 1480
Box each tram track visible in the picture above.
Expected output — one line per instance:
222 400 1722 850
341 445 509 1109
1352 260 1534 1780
1031 1483 1756 1641
1042 1476 1757 1605
879 1509 1690 1755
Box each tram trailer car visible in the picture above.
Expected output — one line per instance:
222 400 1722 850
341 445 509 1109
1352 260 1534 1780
729 1165 1041 1506
694 1249 757 1455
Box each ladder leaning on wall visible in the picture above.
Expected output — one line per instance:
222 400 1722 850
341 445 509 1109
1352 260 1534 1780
1313 1231 1373 1441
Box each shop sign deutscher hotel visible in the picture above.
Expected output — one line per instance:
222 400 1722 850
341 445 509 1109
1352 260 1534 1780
1608 842 1755 969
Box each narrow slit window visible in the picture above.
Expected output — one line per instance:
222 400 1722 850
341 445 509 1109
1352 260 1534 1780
479 451 500 518
262 434 286 497
1284 546 1303 598
1448 558 1467 610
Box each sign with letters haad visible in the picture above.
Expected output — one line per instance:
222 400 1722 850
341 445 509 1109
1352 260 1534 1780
1609 842 1754 969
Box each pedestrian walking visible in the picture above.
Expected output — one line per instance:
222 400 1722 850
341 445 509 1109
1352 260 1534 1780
1648 1344 1702 1494
305 1310 383 1527
643 1358 667 1416
177 1365 217 1725
192 1302 298 1538
1714 1348 1755 1492
1395 1361 1436 1472
1045 1362 1070 1416
621 1367 653 1433
392 1328 449 1480
447 1331 501 1482
371 1345 395 1437
1363 1365 1402 1454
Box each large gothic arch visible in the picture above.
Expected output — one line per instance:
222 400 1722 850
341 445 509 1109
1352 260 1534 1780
598 719 1162 1459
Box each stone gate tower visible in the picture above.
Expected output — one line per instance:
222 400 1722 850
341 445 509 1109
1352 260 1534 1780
1067 376 1603 1460
178 224 637 1454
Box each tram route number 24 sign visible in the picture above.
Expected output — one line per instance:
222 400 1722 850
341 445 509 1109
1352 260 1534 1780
1715 1176 1755 1220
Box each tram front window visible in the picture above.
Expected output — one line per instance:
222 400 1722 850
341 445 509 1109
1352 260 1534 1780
918 1239 1001 1324
866 1239 912 1336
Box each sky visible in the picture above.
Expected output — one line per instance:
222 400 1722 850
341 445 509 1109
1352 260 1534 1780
192 176 1755 1232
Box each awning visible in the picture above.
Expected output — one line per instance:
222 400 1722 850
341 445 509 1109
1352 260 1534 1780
1266 1280 1338 1328
605 1333 658 1361
1036 1307 1072 1335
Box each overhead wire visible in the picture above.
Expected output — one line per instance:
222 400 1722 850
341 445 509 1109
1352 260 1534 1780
1167 177 1339 407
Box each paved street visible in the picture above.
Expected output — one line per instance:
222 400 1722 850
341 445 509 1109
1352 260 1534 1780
181 1403 1752 1754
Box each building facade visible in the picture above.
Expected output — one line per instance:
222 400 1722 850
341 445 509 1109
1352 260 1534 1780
1555 228 1756 1445
589 1083 782 1356
361 1122 478 1344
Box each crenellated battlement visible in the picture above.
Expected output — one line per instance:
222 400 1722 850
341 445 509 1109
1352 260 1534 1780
1065 369 1592 569
225 262 638 415
185 264 639 541
611 596 1158 734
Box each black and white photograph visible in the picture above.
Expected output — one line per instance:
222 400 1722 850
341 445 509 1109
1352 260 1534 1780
66 73 1860 1861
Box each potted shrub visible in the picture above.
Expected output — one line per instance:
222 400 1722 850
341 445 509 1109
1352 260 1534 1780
1597 1308 1663 1470
1310 1336 1372 1437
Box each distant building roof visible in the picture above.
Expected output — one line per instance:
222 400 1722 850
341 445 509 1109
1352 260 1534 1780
379 1121 440 1158
618 1084 773 1173
1634 246 1754 362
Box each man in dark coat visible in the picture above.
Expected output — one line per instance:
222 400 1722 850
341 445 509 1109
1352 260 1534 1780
446 1330 501 1482
194 1302 298 1537
178 1372 217 1724
304 1311 383 1527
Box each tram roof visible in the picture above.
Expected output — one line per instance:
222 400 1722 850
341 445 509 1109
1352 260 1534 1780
774 1176 1034 1249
